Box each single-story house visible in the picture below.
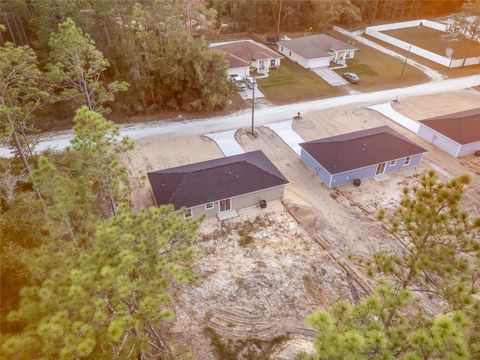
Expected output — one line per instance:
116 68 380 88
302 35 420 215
417 108 480 157
211 40 283 77
147 150 289 219
278 34 357 69
300 126 427 188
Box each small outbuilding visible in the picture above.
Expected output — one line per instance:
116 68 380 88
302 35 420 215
300 126 427 188
278 34 357 69
417 108 480 157
147 150 289 219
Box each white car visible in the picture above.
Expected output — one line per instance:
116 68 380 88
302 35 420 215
229 76 246 91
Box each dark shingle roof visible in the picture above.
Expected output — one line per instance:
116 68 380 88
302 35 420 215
419 108 480 145
224 52 250 68
278 34 357 59
147 150 288 210
212 40 283 64
300 126 427 174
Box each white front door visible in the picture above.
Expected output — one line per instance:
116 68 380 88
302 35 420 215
219 198 231 212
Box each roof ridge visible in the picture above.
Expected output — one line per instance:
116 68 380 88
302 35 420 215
244 158 287 182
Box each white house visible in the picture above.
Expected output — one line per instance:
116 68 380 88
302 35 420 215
278 34 357 69
417 108 480 157
211 40 283 77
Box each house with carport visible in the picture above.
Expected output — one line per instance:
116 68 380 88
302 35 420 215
211 40 283 77
417 108 480 157
278 34 357 69
300 126 427 188
147 150 289 220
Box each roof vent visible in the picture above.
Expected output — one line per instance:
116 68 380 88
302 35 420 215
362 143 367 151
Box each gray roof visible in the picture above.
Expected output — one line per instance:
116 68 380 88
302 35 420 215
212 40 283 66
278 34 357 59
148 150 288 210
300 126 426 174
420 107 480 145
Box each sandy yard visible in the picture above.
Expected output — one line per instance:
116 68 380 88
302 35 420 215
291 90 480 215
167 202 363 359
119 90 479 359
121 134 223 210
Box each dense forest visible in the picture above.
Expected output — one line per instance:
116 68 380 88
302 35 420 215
0 0 468 126
1 1 479 359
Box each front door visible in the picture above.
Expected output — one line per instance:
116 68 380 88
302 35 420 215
219 198 231 212
376 162 386 175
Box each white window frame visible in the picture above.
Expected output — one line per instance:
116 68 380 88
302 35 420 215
219 198 232 213
389 160 397 166
270 59 276 66
403 156 412 166
205 202 214 210
183 208 192 219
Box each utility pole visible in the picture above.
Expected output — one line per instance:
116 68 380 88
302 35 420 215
251 72 256 136
400 45 411 77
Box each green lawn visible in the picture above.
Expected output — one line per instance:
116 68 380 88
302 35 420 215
257 59 344 104
383 26 480 58
332 32 430 91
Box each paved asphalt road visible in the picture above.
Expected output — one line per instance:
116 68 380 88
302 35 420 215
1 74 479 157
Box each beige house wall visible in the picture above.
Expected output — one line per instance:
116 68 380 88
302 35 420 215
188 185 285 218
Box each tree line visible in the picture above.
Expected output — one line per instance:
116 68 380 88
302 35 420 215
0 0 469 128
0 0 233 128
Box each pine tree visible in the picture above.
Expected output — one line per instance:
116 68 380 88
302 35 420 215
2 206 200 359
306 171 480 359
47 18 128 114
0 42 45 172
66 106 133 217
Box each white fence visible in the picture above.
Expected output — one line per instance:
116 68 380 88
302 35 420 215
365 19 480 68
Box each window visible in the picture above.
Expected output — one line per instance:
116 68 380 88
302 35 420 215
289 51 292 56
183 208 192 219
404 156 411 166
205 202 214 210
389 160 397 166
281 46 284 52
270 59 276 66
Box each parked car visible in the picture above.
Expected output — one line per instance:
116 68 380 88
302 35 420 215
229 75 246 91
342 72 359 84
244 76 256 89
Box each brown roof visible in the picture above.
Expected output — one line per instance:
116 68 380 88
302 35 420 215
212 40 283 65
300 126 426 174
147 150 288 210
419 108 480 145
224 52 250 68
278 34 357 59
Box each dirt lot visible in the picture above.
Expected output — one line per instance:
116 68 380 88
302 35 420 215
122 90 480 359
167 203 362 359
121 134 223 210
363 33 480 78
383 26 480 58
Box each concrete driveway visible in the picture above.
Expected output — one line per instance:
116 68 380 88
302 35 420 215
204 129 244 156
312 67 349 86
265 120 305 155
367 103 420 133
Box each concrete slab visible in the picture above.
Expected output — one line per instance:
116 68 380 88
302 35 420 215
204 129 245 156
265 120 305 156
240 87 265 100
312 67 349 86
367 103 420 133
